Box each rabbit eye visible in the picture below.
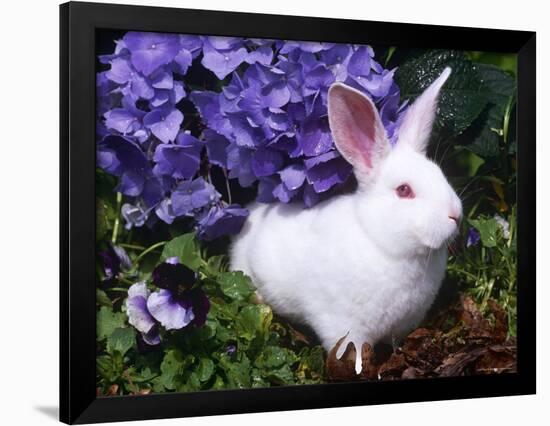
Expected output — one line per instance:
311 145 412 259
396 184 414 199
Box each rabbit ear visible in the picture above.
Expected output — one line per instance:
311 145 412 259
328 83 390 185
398 67 451 154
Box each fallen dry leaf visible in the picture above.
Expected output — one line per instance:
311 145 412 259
325 295 516 382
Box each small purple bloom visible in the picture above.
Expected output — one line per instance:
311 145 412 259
121 203 148 229
99 244 131 279
226 344 237 356
466 227 481 247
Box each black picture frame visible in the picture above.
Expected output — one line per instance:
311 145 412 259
60 1 536 424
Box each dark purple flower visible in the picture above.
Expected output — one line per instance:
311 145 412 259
99 243 131 279
152 133 203 179
197 204 249 241
126 282 160 345
466 227 481 247
171 177 221 217
152 261 196 291
226 343 237 356
123 32 180 76
147 260 209 330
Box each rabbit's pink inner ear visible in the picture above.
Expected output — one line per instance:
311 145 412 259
328 83 389 175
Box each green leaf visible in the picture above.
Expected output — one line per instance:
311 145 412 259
96 288 112 308
296 346 325 383
196 358 215 382
204 255 226 277
161 233 203 270
254 346 298 369
462 64 516 158
160 350 195 390
97 306 126 341
396 50 488 140
219 353 252 388
218 271 255 301
107 327 135 356
469 218 499 247
235 304 273 341
264 364 295 385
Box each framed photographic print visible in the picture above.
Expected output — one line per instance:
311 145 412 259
60 1 536 424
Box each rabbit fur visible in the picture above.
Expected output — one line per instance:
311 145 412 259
230 67 462 374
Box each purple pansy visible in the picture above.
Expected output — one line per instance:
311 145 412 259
99 244 132 280
146 260 210 329
126 282 160 345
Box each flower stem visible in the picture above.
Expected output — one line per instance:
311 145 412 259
118 243 147 251
134 241 167 265
222 168 233 204
111 192 122 245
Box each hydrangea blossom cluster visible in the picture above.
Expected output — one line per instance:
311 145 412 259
125 257 210 345
97 32 406 239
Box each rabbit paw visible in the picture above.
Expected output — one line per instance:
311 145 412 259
335 334 363 374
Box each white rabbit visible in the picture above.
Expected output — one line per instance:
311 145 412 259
230 67 462 374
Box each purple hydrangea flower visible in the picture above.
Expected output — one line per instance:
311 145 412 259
201 37 248 80
97 32 407 237
143 104 183 143
171 178 221 217
123 32 180 76
153 133 203 179
196 204 249 241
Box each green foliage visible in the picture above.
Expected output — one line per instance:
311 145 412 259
96 48 518 394
96 232 325 395
448 209 517 336
394 48 517 335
